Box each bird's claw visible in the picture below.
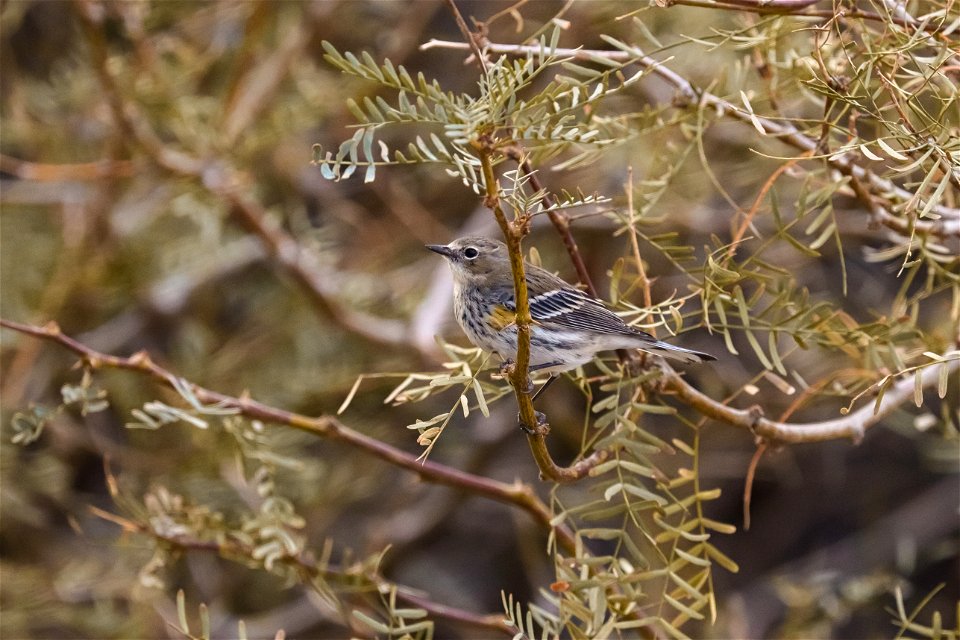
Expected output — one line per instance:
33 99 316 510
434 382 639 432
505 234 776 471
496 359 534 393
518 410 549 435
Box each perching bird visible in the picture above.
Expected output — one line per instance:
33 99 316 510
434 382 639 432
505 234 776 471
427 236 716 385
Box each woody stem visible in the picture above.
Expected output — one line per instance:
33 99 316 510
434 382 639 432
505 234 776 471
474 138 608 483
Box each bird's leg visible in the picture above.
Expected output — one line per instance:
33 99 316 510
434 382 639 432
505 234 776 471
530 373 559 402
498 360 560 432
516 365 560 434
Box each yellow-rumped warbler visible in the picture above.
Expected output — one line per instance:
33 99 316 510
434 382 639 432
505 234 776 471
427 236 716 379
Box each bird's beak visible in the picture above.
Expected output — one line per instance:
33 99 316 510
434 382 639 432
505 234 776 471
426 244 455 258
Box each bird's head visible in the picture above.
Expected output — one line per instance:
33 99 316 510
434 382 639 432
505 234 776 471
426 236 510 285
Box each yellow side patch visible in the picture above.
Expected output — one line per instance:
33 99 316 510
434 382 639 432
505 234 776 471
489 305 517 330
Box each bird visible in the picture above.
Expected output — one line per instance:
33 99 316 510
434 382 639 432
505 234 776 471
427 236 715 395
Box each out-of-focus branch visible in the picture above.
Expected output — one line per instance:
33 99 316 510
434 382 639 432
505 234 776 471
72 0 431 360
422 39 960 239
0 318 577 554
0 154 134 180
219 8 313 146
90 507 513 637
662 358 958 443
222 191 415 350
730 476 960 638
657 0 956 36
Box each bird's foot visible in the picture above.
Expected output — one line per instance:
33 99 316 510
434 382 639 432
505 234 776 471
518 410 549 435
495 359 534 393
494 359 515 380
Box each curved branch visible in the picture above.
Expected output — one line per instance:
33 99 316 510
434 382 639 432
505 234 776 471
421 39 960 239
447 4 619 484
0 318 576 554
662 359 958 443
473 140 547 463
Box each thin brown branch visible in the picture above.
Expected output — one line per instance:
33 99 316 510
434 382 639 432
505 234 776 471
742 441 767 531
223 195 416 352
443 0 488 72
659 0 955 34
661 358 958 443
625 166 654 323
475 140 618 483
504 147 599 297
0 318 577 554
473 139 544 451
0 154 135 181
421 39 960 238
727 153 810 259
90 507 513 636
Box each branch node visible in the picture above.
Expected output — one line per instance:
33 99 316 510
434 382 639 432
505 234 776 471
849 424 865 445
129 350 152 367
747 404 765 433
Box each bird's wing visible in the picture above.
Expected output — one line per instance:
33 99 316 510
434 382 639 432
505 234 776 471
494 265 650 336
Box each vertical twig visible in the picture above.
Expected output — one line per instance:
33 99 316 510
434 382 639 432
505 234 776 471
506 147 598 297
625 166 653 329
443 0 488 72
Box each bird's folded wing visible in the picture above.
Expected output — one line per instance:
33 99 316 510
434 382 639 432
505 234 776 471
500 286 645 336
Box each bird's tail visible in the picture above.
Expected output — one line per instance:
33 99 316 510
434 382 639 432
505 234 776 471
645 341 717 364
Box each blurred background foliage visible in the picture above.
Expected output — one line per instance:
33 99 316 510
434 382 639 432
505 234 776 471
1 0 958 638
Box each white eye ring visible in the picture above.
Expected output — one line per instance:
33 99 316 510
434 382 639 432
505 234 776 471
463 247 479 259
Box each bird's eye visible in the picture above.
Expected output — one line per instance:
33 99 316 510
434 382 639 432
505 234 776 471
463 247 479 259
